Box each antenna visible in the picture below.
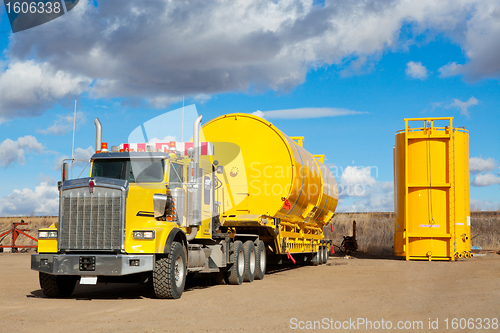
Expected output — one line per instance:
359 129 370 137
182 95 184 142
71 99 77 179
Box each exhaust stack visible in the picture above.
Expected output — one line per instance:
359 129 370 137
186 115 203 236
94 118 102 152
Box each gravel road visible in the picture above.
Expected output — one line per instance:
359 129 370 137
1 252 499 332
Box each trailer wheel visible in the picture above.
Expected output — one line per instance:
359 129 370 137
322 246 328 264
254 240 266 280
39 272 77 298
311 249 319 266
243 241 256 283
227 240 244 285
153 241 186 299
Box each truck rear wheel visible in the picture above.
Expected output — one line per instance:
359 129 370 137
322 245 328 264
318 246 323 265
227 240 244 285
39 272 77 298
254 240 266 280
243 241 256 283
153 241 187 299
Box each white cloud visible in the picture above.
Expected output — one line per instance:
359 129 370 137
472 173 500 187
252 107 367 120
252 110 266 119
469 156 497 173
437 2 500 81
0 177 59 216
0 135 44 167
1 0 498 115
336 180 394 212
333 165 394 212
470 199 500 211
448 96 479 117
439 62 461 77
147 135 176 144
0 60 91 121
405 61 428 79
340 166 377 187
54 146 95 170
37 111 86 136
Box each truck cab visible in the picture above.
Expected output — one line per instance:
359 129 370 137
32 115 233 299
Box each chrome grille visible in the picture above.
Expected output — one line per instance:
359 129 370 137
59 181 126 251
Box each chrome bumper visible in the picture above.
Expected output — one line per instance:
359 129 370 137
31 254 154 276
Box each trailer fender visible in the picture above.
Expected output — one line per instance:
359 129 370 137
163 228 188 259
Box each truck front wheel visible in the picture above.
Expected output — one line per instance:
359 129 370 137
153 241 187 299
39 272 77 298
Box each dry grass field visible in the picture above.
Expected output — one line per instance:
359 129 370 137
326 211 500 254
0 216 57 251
1 212 499 253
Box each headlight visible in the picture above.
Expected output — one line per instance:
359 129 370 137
39 230 57 239
133 230 155 239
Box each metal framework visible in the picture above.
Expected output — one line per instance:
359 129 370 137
0 220 38 252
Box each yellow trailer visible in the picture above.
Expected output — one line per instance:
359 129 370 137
202 113 339 261
394 117 471 261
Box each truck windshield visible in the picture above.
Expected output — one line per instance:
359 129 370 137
92 159 165 183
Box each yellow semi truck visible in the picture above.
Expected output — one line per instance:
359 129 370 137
32 113 339 299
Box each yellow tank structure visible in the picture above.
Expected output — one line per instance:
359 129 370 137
394 117 470 261
201 113 339 255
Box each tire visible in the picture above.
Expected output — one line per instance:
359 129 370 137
254 240 266 280
322 245 328 264
318 246 323 265
311 249 319 266
39 272 77 298
243 241 256 283
153 241 187 299
227 240 244 285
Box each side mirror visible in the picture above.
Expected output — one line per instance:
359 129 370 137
216 166 223 174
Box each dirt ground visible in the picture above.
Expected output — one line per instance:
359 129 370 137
1 252 499 333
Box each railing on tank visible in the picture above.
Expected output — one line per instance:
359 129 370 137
395 117 469 135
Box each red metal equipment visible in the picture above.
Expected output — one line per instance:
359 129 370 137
0 220 38 252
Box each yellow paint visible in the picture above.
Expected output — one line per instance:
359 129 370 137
37 224 58 253
394 117 470 260
201 113 339 254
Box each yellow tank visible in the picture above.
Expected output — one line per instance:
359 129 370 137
201 113 339 228
394 117 470 261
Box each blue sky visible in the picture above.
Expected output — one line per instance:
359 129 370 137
0 0 499 215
